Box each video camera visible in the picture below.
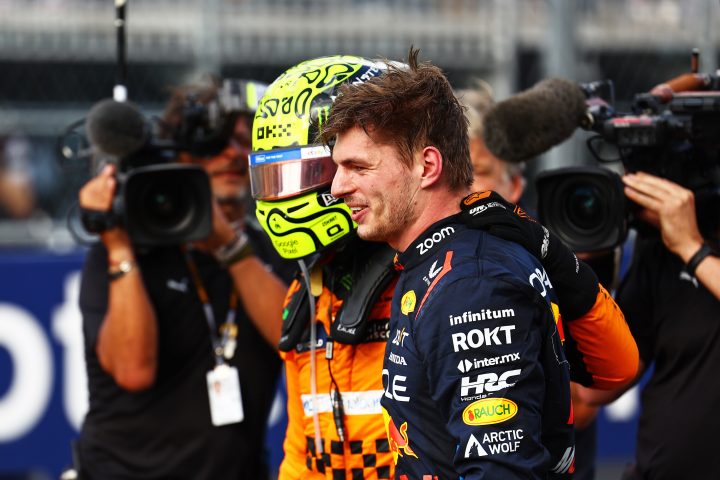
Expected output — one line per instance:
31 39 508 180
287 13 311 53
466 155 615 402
73 79 263 245
537 53 720 252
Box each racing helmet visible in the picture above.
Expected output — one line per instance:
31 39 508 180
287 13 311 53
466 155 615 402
250 56 388 259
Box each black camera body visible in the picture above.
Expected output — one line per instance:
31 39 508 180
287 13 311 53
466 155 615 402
79 79 261 245
81 99 214 246
111 159 212 246
537 73 720 252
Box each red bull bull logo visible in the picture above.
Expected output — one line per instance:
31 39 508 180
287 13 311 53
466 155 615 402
382 407 417 463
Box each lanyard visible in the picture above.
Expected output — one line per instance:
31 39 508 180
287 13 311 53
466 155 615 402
183 249 238 366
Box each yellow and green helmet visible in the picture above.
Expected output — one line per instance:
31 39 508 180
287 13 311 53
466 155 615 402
249 55 387 259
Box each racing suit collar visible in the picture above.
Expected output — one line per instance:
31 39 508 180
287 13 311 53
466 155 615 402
394 214 462 270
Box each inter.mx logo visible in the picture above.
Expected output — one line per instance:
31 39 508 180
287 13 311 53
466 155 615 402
457 352 520 373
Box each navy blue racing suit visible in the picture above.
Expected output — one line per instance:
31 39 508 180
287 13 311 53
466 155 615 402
381 215 574 479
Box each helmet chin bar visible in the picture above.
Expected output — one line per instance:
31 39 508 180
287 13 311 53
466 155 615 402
255 188 356 259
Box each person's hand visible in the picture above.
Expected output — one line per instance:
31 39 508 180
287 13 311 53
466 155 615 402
460 191 544 257
79 164 117 212
78 163 133 255
623 172 704 262
460 190 598 320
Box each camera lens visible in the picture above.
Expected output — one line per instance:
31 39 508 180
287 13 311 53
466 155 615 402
144 183 192 231
536 167 627 252
123 164 212 244
565 184 604 232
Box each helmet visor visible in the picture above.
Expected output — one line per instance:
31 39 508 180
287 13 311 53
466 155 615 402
249 145 336 200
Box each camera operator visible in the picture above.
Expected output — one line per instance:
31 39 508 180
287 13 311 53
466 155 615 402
623 171 720 299
581 170 720 480
75 79 291 479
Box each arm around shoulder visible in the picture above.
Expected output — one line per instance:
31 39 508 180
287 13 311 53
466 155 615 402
564 284 640 391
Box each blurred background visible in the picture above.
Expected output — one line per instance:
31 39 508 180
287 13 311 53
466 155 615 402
0 0 716 478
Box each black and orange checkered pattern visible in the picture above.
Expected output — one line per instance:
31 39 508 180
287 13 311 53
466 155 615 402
304 436 393 480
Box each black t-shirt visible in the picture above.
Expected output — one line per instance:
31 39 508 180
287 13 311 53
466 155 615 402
78 239 290 480
617 237 720 480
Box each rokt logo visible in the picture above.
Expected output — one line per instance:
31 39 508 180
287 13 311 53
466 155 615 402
462 398 518 426
451 325 516 352
415 226 455 255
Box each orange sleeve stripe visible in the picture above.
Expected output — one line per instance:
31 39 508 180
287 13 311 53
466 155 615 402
565 284 640 390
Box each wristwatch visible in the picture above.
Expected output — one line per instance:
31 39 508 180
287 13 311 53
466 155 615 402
108 259 135 281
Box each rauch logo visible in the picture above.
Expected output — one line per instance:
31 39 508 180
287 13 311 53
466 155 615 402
462 398 518 426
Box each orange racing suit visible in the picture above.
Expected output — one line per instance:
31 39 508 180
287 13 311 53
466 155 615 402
278 242 397 480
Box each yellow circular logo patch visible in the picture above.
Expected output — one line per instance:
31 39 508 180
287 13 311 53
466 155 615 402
400 290 416 315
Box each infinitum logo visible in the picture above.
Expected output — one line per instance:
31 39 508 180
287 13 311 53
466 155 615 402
449 308 515 326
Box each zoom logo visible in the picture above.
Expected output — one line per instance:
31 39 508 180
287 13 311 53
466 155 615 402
415 226 455 255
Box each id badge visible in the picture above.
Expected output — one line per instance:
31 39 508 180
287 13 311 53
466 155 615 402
206 364 244 426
